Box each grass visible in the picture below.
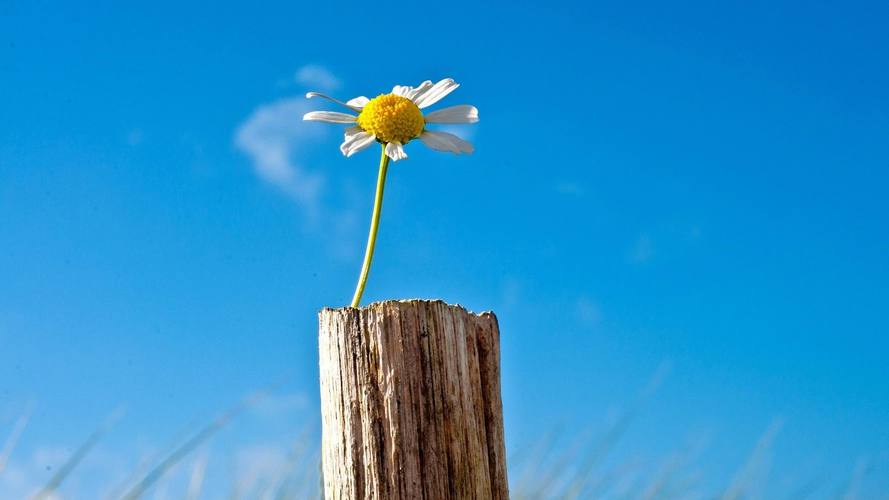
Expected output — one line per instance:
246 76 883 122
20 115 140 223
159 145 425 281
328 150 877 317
0 376 877 499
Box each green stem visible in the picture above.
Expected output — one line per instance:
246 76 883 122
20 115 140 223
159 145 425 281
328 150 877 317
351 143 390 308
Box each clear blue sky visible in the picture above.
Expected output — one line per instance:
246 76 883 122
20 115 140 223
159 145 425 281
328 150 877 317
2 0 888 497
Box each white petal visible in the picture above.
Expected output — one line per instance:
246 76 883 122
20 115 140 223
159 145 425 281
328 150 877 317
303 111 357 123
391 85 412 97
385 141 408 161
340 127 376 157
413 78 460 109
392 81 434 101
423 105 479 124
306 92 363 112
405 81 433 101
419 130 474 154
346 96 370 109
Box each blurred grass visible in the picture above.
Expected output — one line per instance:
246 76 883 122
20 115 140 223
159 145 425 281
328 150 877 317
0 376 876 500
32 407 124 500
0 403 32 476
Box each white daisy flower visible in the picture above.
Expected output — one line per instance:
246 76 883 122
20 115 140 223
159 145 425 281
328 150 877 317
303 78 478 162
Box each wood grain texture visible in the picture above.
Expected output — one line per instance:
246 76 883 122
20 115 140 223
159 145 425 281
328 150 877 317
318 300 509 500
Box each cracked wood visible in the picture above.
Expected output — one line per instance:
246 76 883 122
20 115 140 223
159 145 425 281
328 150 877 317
319 300 509 500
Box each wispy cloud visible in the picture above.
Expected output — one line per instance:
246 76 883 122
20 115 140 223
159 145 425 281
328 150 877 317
295 64 341 91
235 66 367 260
234 97 327 215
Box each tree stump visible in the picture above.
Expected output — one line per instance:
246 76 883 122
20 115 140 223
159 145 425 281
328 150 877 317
318 300 509 500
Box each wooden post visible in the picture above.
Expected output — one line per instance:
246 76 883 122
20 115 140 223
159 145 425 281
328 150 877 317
318 300 509 500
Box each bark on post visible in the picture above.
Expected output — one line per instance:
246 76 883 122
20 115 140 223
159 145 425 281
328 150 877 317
318 300 509 500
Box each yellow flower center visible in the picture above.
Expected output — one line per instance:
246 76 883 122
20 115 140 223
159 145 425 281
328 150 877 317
357 94 425 144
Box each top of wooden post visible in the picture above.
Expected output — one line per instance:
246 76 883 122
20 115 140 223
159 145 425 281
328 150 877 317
321 298 496 319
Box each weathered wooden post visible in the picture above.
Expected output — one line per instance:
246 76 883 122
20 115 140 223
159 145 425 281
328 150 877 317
318 300 509 499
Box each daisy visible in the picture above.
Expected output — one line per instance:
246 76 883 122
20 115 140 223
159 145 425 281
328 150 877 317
302 78 479 308
303 77 478 161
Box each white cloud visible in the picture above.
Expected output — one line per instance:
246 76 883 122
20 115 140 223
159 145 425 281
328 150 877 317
234 97 327 215
236 67 390 260
295 64 341 91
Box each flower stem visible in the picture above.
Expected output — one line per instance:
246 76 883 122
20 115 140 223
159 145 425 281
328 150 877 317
351 143 390 308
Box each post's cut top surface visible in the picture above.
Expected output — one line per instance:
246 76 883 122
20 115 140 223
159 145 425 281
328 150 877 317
320 298 496 320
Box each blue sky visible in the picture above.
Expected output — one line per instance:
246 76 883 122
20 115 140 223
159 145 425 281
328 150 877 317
2 0 888 497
